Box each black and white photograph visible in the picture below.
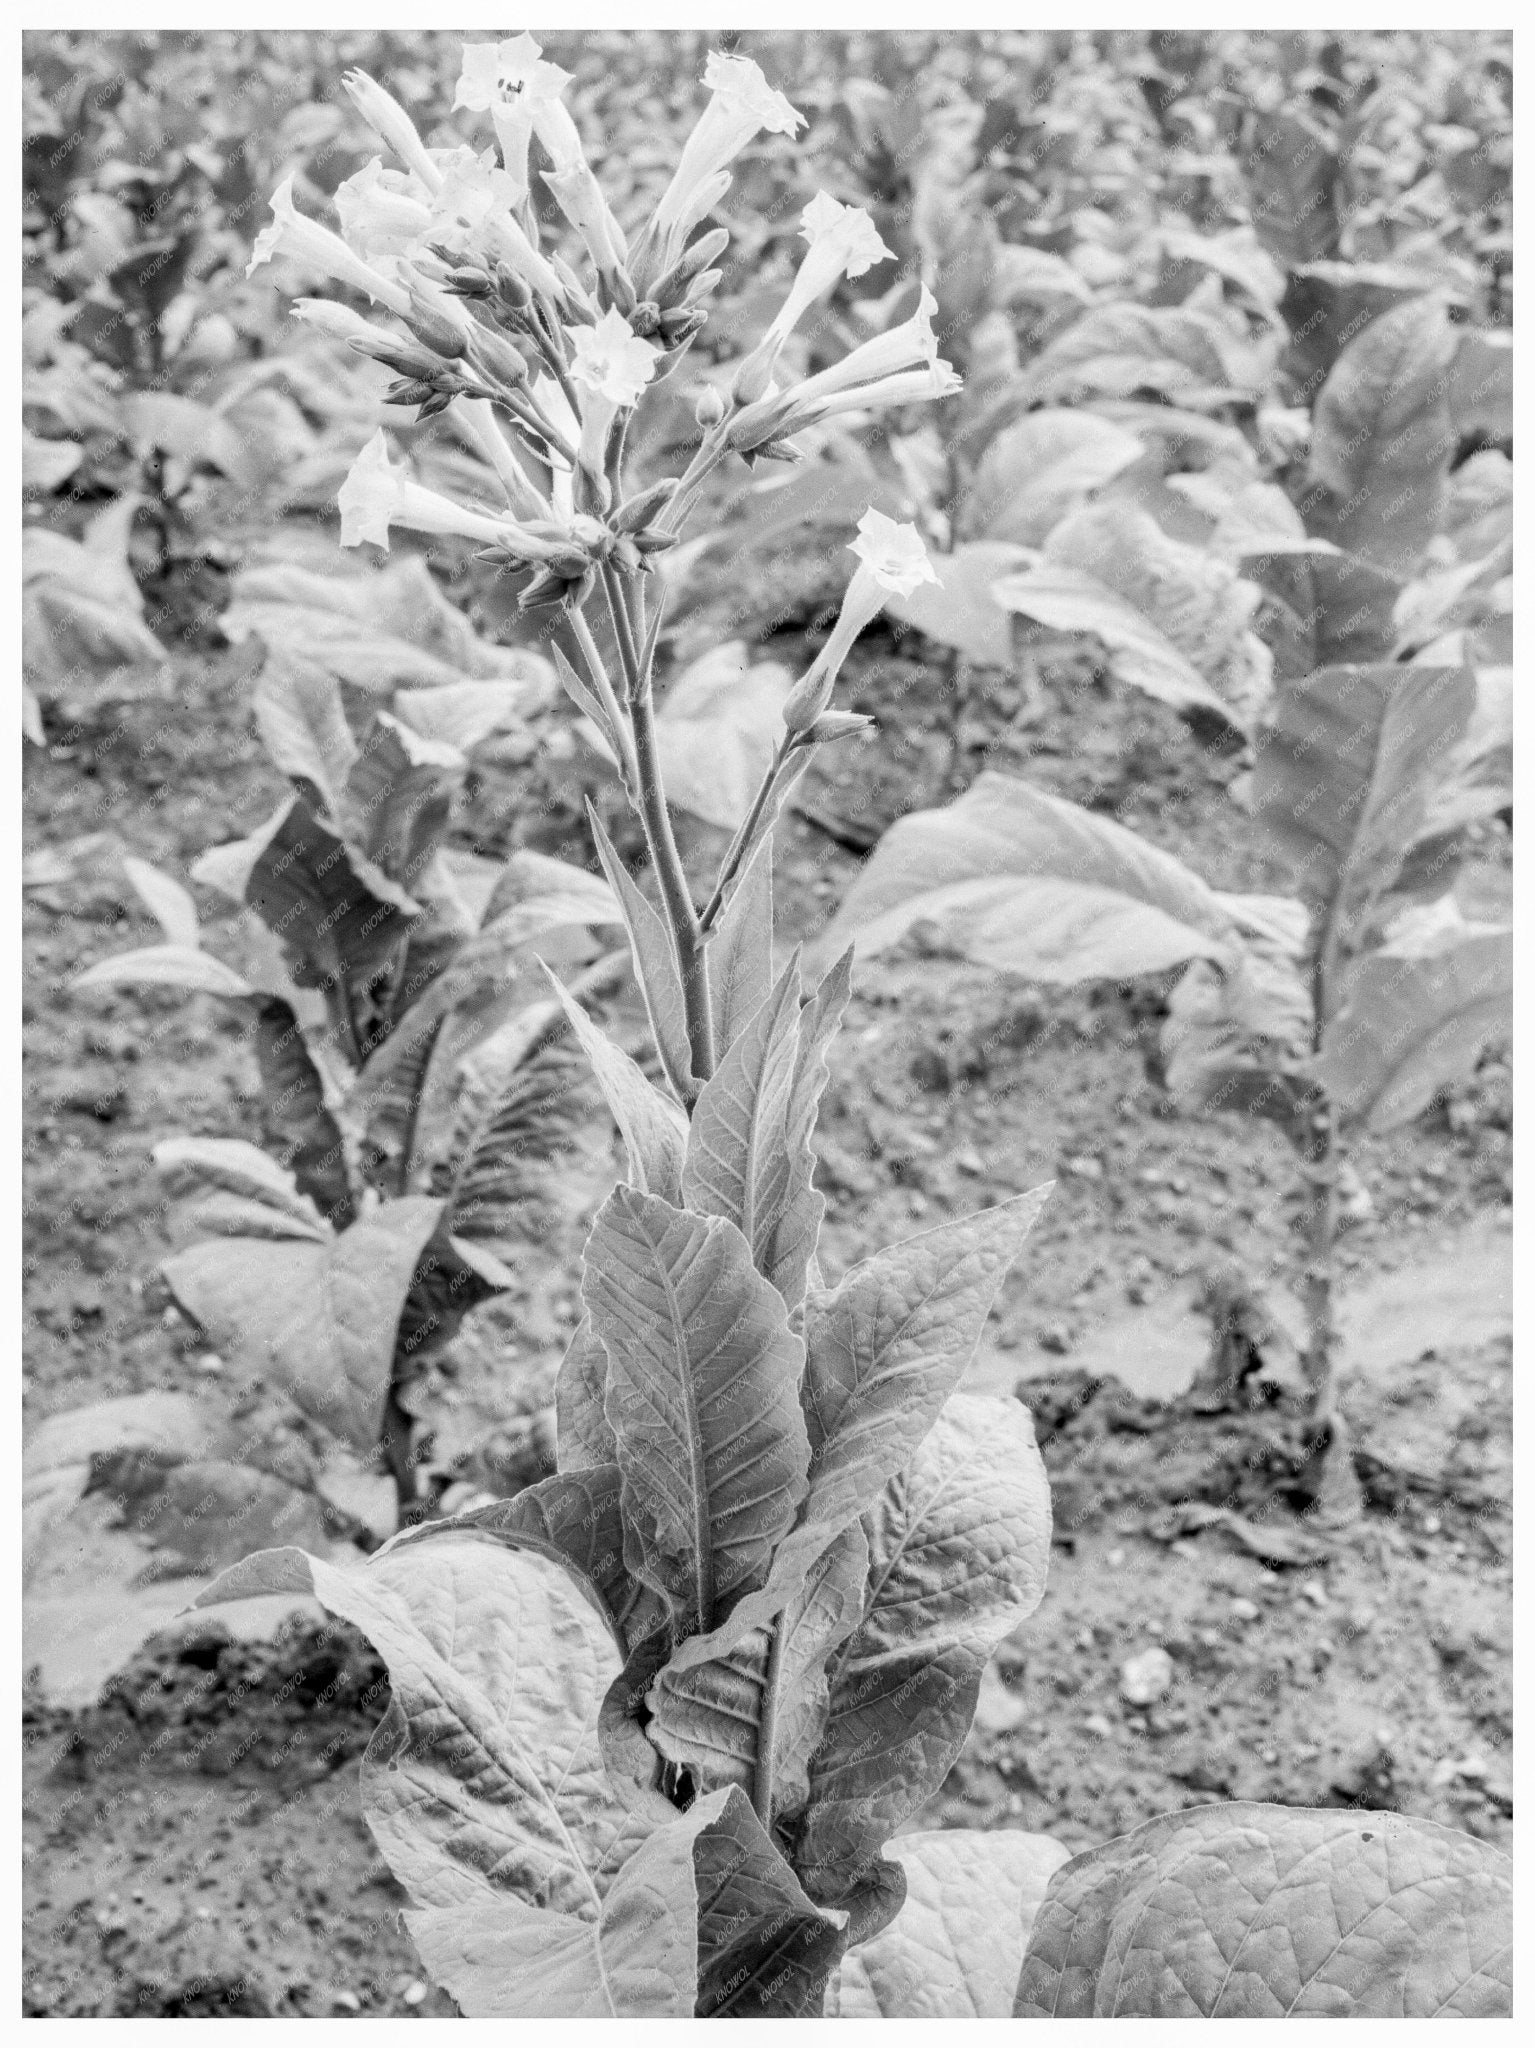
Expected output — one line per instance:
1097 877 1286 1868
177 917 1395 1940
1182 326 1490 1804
20 14 1515 2020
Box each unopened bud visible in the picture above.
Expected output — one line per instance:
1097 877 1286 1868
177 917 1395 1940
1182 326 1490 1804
384 376 440 407
407 286 468 359
630 300 662 339
730 350 775 408
798 710 874 748
443 265 492 301
780 660 836 735
469 327 531 388
659 306 708 346
682 267 724 308
651 227 731 307
613 479 676 532
494 263 533 311
630 526 681 556
694 386 727 429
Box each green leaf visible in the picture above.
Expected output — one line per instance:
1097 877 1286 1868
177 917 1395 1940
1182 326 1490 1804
121 856 199 947
964 411 1144 547
1318 930 1512 1132
993 562 1240 724
829 1829 1070 2016
692 1790 847 2016
555 1316 619 1470
808 772 1242 984
152 1134 328 1233
587 807 694 1096
74 943 255 1000
682 957 803 1280
1306 296 1459 580
770 948 854 1309
884 541 1030 667
544 967 687 1202
253 655 358 815
160 1196 443 1450
583 1188 810 1635
344 711 464 884
1015 1802 1512 2016
666 1186 1051 1691
393 680 530 754
793 1395 1052 1911
1252 665 1477 927
706 831 775 1058
249 997 353 1225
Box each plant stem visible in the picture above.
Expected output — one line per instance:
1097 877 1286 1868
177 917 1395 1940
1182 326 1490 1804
601 564 716 1083
752 1614 787 1829
700 738 792 932
569 609 640 796
1299 1089 1338 1416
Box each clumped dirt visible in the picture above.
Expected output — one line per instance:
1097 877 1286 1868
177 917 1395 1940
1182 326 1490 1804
23 618 1512 2012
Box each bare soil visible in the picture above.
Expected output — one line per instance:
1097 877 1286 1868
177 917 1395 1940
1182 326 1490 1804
22 622 1512 2014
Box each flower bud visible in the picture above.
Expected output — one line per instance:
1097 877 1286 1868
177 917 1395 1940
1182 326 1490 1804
469 327 531 389
443 266 492 300
730 350 775 408
630 527 681 556
694 386 727 429
780 659 836 735
612 478 677 532
797 709 874 747
407 286 468 360
494 263 533 311
650 227 731 307
630 300 662 338
348 335 442 380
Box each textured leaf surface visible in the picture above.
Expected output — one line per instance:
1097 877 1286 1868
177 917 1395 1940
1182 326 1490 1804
995 561 1236 720
587 810 694 1094
1014 1802 1512 2016
160 1197 442 1449
809 772 1240 983
705 833 775 1057
1307 296 1459 579
584 1189 809 1632
1252 664 1476 921
555 1316 619 1470
795 1396 1052 1907
666 1189 1050 1684
829 1829 1070 2016
682 959 802 1281
1319 931 1512 1131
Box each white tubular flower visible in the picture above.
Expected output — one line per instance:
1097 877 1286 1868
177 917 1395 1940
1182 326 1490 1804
450 397 549 519
342 70 442 192
651 53 804 250
782 510 938 730
568 309 660 409
335 157 434 267
785 282 945 408
339 428 551 552
454 34 579 204
248 174 412 314
545 158 629 281
733 284 960 443
290 297 403 353
796 358 963 426
763 192 892 354
432 151 569 303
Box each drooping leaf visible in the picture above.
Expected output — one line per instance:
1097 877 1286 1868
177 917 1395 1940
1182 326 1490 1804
808 772 1242 984
344 711 464 884
160 1196 443 1450
121 856 199 947
249 996 353 1225
74 943 255 999
583 1188 810 1635
1306 296 1459 580
666 1186 1051 1683
829 1829 1071 2016
1252 665 1476 928
884 541 1030 667
1014 1802 1512 2016
706 831 775 1058
253 656 358 814
1160 894 1314 1121
587 807 694 1096
691 1790 847 2016
442 1041 589 1246
964 411 1144 547
153 1134 328 1233
994 562 1240 725
793 1395 1052 1913
1318 930 1512 1132
545 967 687 1202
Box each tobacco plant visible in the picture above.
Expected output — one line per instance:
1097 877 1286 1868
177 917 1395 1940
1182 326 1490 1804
194 40 1509 2018
68 655 618 1547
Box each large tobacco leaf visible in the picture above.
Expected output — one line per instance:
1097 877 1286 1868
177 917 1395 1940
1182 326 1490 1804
963 409 1144 547
1252 665 1476 933
1318 929 1513 1132
809 771 1243 983
583 1188 810 1635
1015 1803 1512 2016
792 1395 1052 1916
195 1538 837 2016
1305 295 1459 581
664 1187 1051 1688
159 1196 442 1450
828 1828 1070 2017
546 969 687 1201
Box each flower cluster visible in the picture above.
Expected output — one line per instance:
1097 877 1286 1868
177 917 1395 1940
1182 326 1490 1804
248 37 956 717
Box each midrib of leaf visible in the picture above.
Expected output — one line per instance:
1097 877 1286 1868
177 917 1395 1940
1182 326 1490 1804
1195 1829 1339 2018
1274 1865 1484 2019
827 1462 969 1687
